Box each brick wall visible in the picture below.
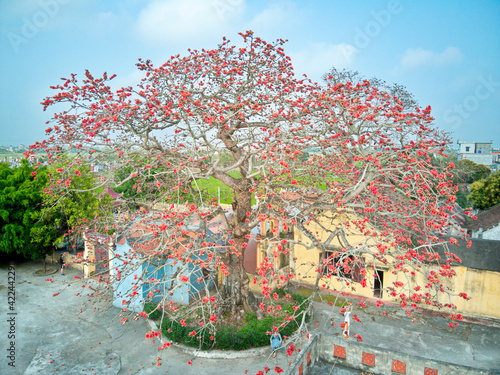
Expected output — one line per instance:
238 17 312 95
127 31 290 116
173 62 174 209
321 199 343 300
286 333 496 375
45 252 84 272
318 334 495 375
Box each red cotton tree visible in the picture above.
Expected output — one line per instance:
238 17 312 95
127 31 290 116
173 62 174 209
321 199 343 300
30 31 470 350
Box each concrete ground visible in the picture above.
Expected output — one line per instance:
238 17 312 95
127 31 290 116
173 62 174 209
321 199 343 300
1 261 499 375
0 261 305 375
309 298 500 371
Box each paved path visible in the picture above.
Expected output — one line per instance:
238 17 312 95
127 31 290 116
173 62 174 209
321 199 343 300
0 261 303 375
1 261 499 374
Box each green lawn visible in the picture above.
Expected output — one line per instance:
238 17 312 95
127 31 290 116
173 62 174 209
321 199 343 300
191 169 335 205
193 176 236 204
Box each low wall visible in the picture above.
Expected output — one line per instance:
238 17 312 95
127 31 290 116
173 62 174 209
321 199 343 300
285 333 320 375
45 252 84 272
319 334 497 375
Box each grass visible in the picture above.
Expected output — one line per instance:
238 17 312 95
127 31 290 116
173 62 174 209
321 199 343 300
190 169 337 205
193 176 236 205
144 291 311 350
191 170 259 205
288 285 349 307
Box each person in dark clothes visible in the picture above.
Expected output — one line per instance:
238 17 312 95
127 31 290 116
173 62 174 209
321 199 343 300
59 254 65 275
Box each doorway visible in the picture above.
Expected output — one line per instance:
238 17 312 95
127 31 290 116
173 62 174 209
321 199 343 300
373 270 384 298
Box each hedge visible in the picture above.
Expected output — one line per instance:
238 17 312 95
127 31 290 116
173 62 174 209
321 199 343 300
144 292 310 351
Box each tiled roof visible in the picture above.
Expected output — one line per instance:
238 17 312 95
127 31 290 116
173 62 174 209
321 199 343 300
105 186 123 199
99 186 124 206
83 231 115 246
112 211 260 262
118 222 196 256
438 237 500 272
468 203 500 232
115 214 231 256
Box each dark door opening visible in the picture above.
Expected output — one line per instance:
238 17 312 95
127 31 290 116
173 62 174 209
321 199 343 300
373 270 384 298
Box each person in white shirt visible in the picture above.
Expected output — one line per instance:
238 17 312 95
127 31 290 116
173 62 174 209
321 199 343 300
342 302 352 338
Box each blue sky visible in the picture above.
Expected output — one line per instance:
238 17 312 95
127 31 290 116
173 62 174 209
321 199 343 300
1 0 499 148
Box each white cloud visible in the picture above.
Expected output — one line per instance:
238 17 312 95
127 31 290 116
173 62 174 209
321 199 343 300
92 11 123 31
248 3 298 31
400 48 433 68
135 0 245 45
400 46 463 69
291 43 357 82
434 46 463 65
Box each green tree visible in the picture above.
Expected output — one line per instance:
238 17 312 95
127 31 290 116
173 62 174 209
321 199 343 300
455 159 490 184
37 157 115 252
0 161 54 266
469 172 500 209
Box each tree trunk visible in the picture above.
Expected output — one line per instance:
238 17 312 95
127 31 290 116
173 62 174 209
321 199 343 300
219 189 258 316
219 244 258 316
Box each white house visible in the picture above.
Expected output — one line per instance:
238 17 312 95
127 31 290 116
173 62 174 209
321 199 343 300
457 140 496 168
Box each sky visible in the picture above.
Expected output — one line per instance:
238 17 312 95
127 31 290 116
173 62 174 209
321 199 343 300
1 0 499 148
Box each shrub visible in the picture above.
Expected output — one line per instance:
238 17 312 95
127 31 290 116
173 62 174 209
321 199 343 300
144 301 162 320
145 292 310 351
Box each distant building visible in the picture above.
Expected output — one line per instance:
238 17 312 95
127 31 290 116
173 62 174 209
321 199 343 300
469 203 500 240
457 140 498 169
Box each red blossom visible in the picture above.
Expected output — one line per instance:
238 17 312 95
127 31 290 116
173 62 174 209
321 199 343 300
33 31 467 355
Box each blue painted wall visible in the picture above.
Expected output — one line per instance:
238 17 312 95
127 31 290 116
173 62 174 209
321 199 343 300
112 225 219 310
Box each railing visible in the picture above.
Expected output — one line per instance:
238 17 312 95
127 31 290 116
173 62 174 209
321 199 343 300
285 333 320 375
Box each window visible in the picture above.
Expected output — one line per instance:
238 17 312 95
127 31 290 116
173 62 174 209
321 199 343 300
319 251 364 282
373 270 384 298
279 252 289 269
465 146 470 152
201 267 210 280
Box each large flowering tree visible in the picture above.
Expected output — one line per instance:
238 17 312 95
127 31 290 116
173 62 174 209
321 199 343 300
30 32 469 348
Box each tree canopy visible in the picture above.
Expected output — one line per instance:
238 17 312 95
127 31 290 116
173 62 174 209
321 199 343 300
0 160 53 261
0 156 112 264
454 159 491 184
30 31 470 354
469 171 500 210
35 157 115 251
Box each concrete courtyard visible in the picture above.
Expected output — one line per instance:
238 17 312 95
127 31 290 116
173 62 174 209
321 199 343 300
1 260 499 375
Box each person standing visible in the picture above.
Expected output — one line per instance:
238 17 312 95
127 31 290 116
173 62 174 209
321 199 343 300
342 302 352 338
59 253 65 276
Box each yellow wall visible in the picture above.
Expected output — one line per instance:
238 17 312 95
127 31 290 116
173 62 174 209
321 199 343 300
83 241 96 277
291 214 500 320
292 214 384 297
413 266 500 320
